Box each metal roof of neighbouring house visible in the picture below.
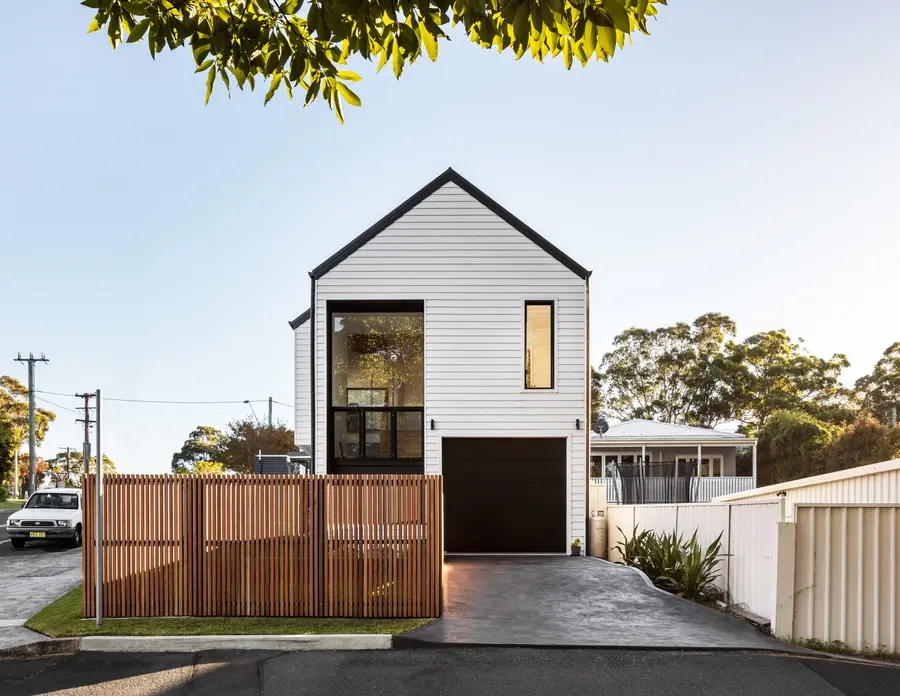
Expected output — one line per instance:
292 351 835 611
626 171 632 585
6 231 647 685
308 168 592 281
591 419 755 443
254 452 311 475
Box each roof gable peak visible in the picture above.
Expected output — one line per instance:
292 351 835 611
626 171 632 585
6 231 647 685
308 168 591 280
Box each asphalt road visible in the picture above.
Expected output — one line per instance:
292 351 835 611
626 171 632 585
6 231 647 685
1 649 898 696
1 509 12 543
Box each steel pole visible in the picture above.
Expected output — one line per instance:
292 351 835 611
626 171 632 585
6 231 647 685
95 389 103 626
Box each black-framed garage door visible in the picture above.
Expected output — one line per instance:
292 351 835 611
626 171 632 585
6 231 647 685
442 437 567 554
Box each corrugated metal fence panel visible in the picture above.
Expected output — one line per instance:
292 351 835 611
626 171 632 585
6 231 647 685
728 501 782 620
794 505 899 653
717 460 900 507
82 474 442 619
783 471 900 520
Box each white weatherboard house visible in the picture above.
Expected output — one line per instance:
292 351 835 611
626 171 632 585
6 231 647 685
291 169 591 554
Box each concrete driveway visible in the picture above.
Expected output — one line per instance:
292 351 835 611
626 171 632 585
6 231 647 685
397 556 792 650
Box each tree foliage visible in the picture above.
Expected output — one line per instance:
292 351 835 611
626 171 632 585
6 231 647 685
592 315 853 435
44 451 118 488
755 410 838 486
12 454 50 493
855 341 900 424
171 417 294 474
219 417 295 473
725 330 849 434
594 313 740 428
171 425 227 473
80 0 666 120
756 411 900 486
0 376 56 485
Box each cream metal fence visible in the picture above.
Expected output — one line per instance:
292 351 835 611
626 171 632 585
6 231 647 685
786 504 899 653
715 459 900 517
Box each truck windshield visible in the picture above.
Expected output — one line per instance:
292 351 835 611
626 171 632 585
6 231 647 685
25 493 79 510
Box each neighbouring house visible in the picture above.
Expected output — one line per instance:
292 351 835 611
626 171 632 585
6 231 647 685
254 450 311 474
290 168 590 554
591 419 757 503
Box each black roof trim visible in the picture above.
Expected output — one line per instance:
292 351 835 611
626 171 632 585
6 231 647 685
288 308 310 330
309 168 591 280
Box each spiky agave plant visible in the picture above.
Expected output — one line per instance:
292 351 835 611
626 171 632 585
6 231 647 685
664 530 725 602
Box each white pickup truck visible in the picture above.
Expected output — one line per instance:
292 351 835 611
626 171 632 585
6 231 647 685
6 488 83 549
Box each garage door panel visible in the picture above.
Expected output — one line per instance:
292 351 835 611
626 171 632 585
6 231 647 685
443 437 566 554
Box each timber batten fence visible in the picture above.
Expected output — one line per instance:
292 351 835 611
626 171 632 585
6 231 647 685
82 474 443 619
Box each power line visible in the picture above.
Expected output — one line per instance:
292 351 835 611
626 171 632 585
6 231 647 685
34 389 79 399
35 390 276 405
103 397 269 405
35 396 78 413
34 389 292 407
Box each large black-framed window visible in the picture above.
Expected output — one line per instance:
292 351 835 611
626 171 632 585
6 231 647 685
327 300 425 474
524 300 554 389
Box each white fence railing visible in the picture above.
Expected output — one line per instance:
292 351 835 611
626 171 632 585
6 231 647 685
605 499 783 622
591 476 756 504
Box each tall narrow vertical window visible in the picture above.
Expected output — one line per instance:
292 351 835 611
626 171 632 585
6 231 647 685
524 301 554 389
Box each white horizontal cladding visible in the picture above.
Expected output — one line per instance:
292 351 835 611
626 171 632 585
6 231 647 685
313 180 589 540
294 323 311 449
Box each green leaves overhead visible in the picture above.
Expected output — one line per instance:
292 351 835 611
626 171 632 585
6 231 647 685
80 0 666 120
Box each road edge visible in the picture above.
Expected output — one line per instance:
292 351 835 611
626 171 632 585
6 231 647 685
0 639 80 660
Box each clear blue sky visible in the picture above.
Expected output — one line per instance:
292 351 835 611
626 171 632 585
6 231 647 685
2 3 897 474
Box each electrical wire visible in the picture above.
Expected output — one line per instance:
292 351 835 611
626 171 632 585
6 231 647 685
102 397 264 405
33 390 80 399
35 396 78 413
34 390 289 407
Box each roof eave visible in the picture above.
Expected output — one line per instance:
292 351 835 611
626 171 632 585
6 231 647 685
288 308 311 330
592 437 757 446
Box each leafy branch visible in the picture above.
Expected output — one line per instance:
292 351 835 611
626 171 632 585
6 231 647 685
80 0 666 121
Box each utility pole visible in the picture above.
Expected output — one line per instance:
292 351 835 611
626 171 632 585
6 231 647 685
75 392 96 477
268 397 273 427
65 446 71 487
12 446 19 499
14 352 49 497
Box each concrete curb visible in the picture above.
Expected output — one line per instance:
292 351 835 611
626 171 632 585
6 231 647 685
1 634 392 657
0 639 79 660
79 634 393 652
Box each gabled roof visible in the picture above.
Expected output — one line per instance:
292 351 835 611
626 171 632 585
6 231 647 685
308 168 591 281
592 419 755 443
288 308 310 330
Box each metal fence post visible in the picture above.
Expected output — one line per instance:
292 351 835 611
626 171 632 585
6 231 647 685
95 389 103 626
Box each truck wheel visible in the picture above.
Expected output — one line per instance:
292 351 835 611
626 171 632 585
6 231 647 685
11 538 25 549
70 525 82 548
